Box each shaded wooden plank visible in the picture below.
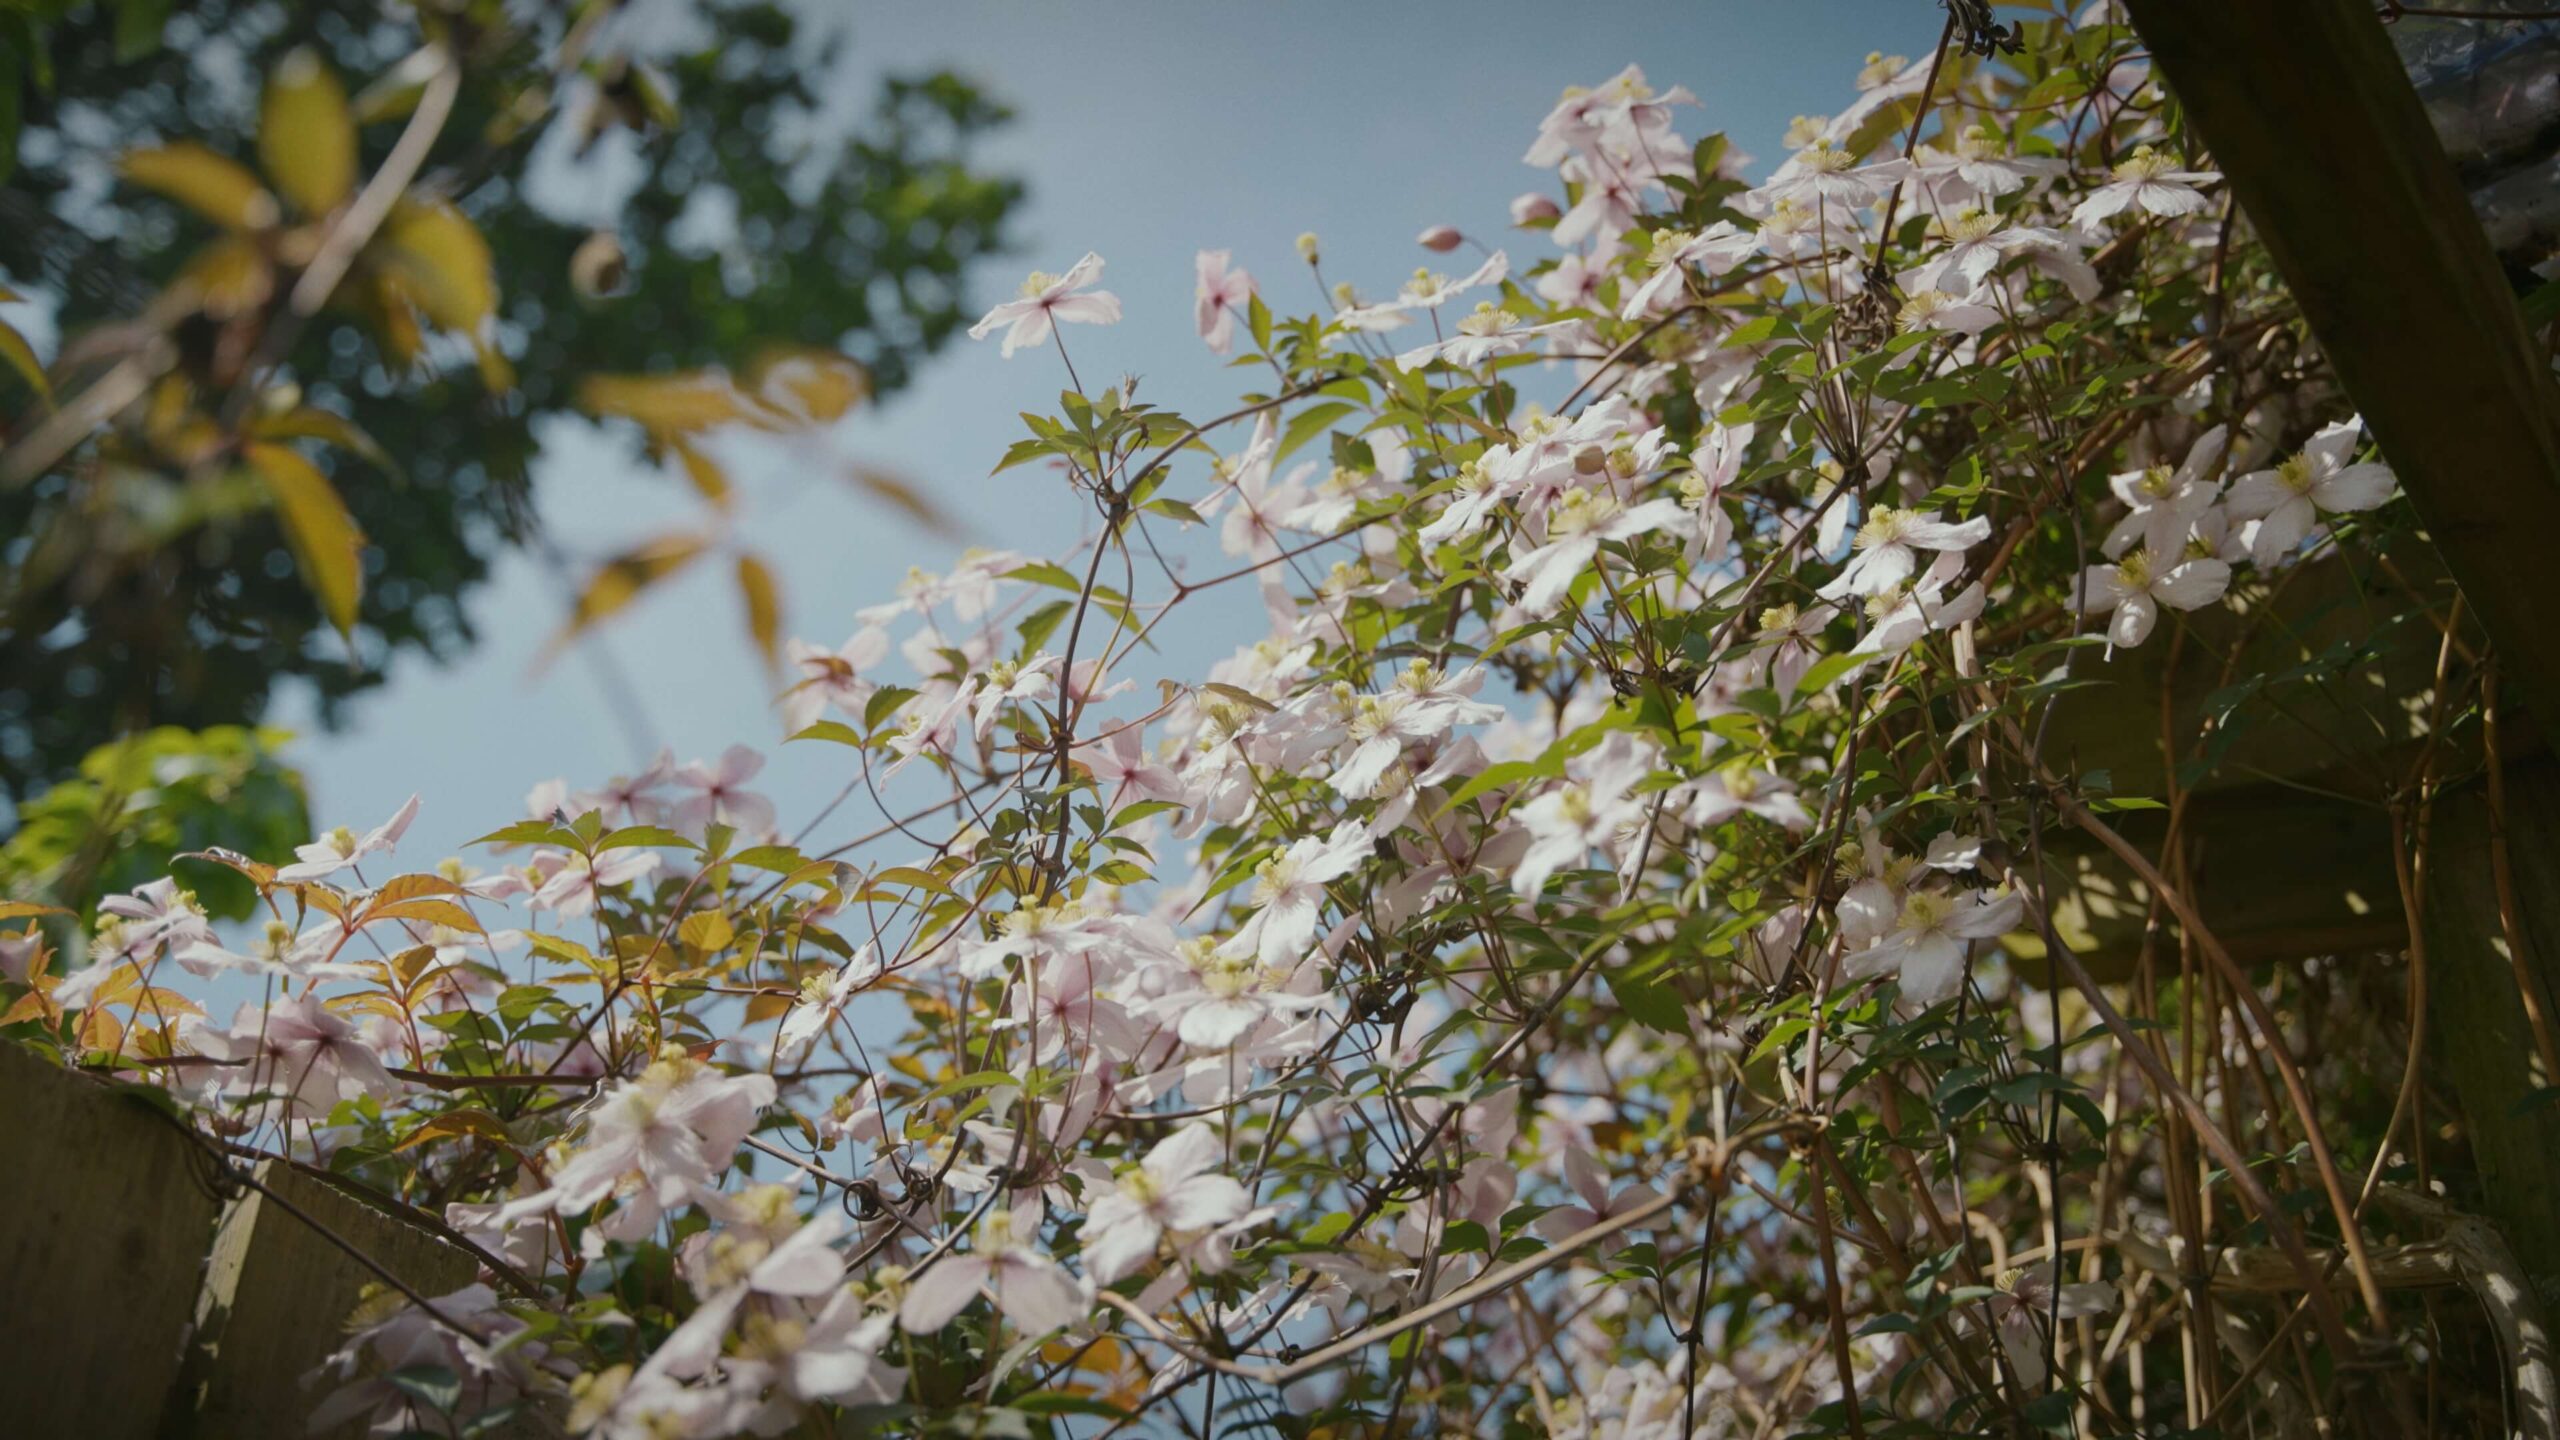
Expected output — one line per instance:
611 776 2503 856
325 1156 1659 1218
169 1159 481 1439
2122 0 2560 729
0 1042 222 1439
2422 755 2560 1290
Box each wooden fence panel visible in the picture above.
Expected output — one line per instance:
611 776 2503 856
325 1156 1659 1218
0 1042 222 1440
168 1158 483 1438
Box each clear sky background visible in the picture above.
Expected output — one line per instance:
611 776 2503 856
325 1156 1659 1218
275 2 1946 863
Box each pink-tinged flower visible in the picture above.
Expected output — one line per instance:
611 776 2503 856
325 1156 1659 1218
1416 225 1464 253
1619 222 1756 320
784 627 890 735
1840 887 2024 1005
1818 506 1992 600
1082 1123 1253 1283
1194 249 1255 356
1535 1146 1662 1258
777 942 882 1058
1753 137 1910 214
534 846 662 917
275 794 421 883
2074 547 2231 651
1854 554 1989 661
1903 208 2099 304
1986 1262 2118 1387
1394 302 1573 371
1218 819 1370 970
898 1207 1091 1336
585 749 674 827
190 994 397 1116
969 252 1121 358
2070 146 2218 229
1156 942 1327 1050
2224 417 2395 567
500 1048 776 1241
1895 287 2002 337
1907 126 2065 205
1076 722 1185 813
93 876 215 961
1685 766 1812 831
970 654 1059 740
2105 424 2231 560
672 744 777 837
1512 731 1657 898
1336 251 1509 331
309 1284 551 1439
1502 487 1686 616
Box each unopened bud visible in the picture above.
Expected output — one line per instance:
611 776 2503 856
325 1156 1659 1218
571 230 629 297
1509 193 1561 227
1415 225 1463 253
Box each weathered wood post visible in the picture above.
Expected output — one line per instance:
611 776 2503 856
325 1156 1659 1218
2124 0 2560 1286
0 1042 222 1439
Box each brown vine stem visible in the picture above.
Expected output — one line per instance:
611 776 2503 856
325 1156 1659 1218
1095 1120 1796 1388
2031 770 2392 1335
2482 664 2560 1082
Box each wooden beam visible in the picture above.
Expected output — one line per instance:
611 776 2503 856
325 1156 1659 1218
2122 0 2560 727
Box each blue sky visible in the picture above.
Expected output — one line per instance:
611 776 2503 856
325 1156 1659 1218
277 2 1945 862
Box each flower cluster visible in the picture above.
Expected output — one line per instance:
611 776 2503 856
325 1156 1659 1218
6 10 2437 1438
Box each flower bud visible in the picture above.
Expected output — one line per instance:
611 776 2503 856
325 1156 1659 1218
1295 232 1321 264
1415 225 1463 252
571 230 629 297
1509 192 1561 226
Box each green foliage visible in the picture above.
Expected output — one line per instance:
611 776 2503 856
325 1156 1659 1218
0 0 1023 806
0 724 306 919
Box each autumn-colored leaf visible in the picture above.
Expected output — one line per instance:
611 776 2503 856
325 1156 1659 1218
252 406 394 473
846 465 953 535
394 1107 513 1153
177 234 277 320
580 371 752 439
541 531 707 663
259 48 357 217
746 344 869 425
678 910 735 952
376 198 497 335
366 898 483 934
737 552 782 674
670 437 730 508
120 142 279 230
244 440 366 636
0 901 70 922
0 317 51 402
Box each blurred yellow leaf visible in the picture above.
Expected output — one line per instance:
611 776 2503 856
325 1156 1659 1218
259 48 357 217
0 902 69 921
376 198 497 335
251 405 393 473
669 437 730 507
122 144 278 230
544 531 708 663
737 552 782 673
846 464 951 535
244 440 365 637
0 317 50 402
580 372 753 439
746 344 869 425
177 233 276 320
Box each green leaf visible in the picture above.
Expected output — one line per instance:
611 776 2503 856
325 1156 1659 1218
1277 400 1358 462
